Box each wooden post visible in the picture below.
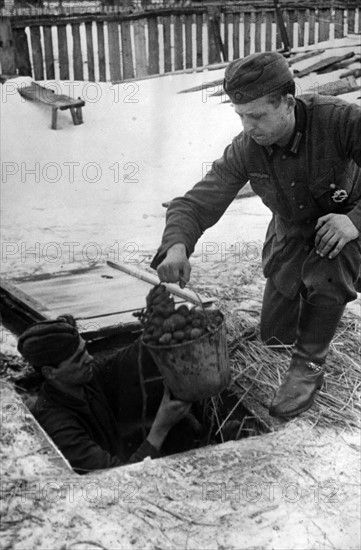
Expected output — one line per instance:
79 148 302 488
108 21 122 82
162 15 172 73
97 21 106 82
147 15 159 75
0 18 16 74
13 26 32 76
30 26 44 80
85 21 95 82
121 20 134 79
72 23 83 81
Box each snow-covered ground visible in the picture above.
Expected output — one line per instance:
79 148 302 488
1 67 272 278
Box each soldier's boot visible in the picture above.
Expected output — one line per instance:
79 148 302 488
269 296 345 418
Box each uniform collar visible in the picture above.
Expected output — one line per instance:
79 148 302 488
265 98 306 157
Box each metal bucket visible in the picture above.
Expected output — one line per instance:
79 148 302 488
143 317 230 402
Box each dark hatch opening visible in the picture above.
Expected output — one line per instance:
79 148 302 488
1 323 266 474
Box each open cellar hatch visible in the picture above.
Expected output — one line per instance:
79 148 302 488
0 261 267 474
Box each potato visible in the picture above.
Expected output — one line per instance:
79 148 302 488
150 316 164 328
177 304 190 317
173 330 185 341
159 333 172 345
151 328 163 340
163 314 187 332
190 328 204 340
191 318 202 328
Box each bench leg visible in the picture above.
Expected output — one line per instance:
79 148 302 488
70 106 83 126
76 106 83 124
51 108 58 130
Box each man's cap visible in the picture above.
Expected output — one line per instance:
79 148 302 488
224 52 293 104
17 318 80 370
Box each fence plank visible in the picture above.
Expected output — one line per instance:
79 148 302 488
196 13 203 67
224 12 232 61
108 21 121 82
30 26 44 80
347 8 355 34
334 8 344 39
133 18 148 78
254 11 262 53
85 21 95 81
0 18 16 74
265 10 273 51
121 20 134 79
162 15 171 73
243 12 251 57
318 8 331 42
97 21 106 82
174 15 183 71
13 26 31 76
57 25 69 80
296 9 305 49
208 11 223 64
308 8 316 45
275 9 282 49
233 12 240 60
148 15 159 75
72 23 83 80
185 14 193 69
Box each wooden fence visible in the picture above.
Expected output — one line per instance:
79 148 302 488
1 2 360 81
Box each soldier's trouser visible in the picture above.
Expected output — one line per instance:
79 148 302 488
260 239 361 346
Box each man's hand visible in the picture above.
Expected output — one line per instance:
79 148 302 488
157 243 191 288
147 385 191 450
315 213 359 259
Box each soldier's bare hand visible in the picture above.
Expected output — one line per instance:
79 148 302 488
315 214 359 259
157 243 191 288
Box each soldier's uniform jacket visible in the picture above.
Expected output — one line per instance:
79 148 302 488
152 94 361 299
33 344 160 474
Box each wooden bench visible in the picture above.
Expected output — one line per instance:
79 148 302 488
18 81 85 130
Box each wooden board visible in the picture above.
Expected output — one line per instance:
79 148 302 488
147 15 159 75
243 12 251 57
57 24 69 80
107 21 122 82
133 19 148 78
232 12 240 60
0 18 16 74
30 25 44 80
162 15 172 73
196 13 203 67
173 15 183 71
96 21 106 82
13 27 32 76
121 20 134 80
1 262 213 339
85 21 95 82
185 14 193 69
72 23 83 81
